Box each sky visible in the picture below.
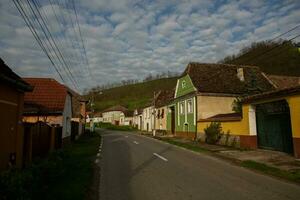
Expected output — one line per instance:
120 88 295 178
0 0 300 93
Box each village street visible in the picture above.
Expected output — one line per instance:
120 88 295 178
99 129 300 200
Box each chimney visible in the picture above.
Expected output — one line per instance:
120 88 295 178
237 68 245 82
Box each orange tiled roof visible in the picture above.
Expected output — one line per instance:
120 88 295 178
23 78 68 113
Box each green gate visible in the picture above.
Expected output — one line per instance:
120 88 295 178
256 100 294 154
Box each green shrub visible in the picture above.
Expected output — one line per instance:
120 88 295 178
204 122 224 144
95 122 137 131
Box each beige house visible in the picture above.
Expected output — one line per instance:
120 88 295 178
102 105 128 125
133 109 143 129
120 110 134 126
141 105 155 132
154 89 174 134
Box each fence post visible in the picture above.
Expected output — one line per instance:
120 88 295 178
50 126 56 151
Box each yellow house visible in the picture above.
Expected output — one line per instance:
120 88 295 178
198 85 300 158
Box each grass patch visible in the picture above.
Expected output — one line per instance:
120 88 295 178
157 137 209 153
95 122 137 131
241 160 300 184
0 132 101 200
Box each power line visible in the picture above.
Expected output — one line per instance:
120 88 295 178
47 0 85 76
235 24 300 64
34 0 83 89
28 0 79 90
12 0 66 83
250 34 300 65
246 33 300 64
63 0 88 75
71 0 93 78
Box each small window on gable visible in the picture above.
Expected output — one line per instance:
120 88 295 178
182 80 186 88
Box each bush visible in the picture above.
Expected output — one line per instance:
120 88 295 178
0 150 69 200
95 122 137 131
204 122 224 144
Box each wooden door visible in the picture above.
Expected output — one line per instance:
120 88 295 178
256 100 293 154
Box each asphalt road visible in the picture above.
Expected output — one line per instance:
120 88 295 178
99 130 300 200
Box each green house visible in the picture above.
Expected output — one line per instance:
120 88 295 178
166 63 275 140
167 74 197 139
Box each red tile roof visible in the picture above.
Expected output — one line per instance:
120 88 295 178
267 74 300 89
242 85 300 103
198 113 242 122
102 105 128 113
183 63 275 95
23 78 68 113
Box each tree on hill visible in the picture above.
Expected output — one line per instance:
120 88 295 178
219 40 300 76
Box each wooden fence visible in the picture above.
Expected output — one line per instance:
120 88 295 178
23 122 62 166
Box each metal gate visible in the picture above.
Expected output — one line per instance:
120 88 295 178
256 100 293 154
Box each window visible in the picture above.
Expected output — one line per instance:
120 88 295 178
182 80 186 88
161 109 164 118
187 99 193 113
157 109 160 118
180 102 185 114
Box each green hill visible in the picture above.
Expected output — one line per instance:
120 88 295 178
88 77 178 111
220 41 300 76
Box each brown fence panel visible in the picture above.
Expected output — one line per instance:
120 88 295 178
31 122 51 158
71 121 79 141
22 123 33 167
54 127 62 149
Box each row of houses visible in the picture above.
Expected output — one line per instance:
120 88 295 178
92 62 300 158
0 58 87 171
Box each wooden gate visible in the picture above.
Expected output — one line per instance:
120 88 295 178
256 100 294 154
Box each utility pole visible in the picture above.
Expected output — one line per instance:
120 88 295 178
153 91 156 137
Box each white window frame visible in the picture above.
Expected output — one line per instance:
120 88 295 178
180 102 185 115
187 99 193 113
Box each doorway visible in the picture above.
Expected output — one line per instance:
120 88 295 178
256 100 294 154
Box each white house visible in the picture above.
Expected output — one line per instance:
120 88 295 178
133 109 143 129
92 112 103 123
120 110 134 126
23 78 73 143
141 105 155 132
102 105 128 125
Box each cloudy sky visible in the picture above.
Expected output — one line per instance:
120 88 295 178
1 0 300 93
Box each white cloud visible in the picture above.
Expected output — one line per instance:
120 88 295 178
0 0 299 92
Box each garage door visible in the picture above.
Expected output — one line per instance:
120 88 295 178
256 100 293 154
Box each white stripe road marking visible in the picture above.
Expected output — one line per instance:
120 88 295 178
153 153 168 162
133 141 139 144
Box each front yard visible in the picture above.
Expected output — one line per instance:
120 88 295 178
0 131 101 200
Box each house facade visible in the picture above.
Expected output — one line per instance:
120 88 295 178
69 89 87 136
154 89 175 134
0 58 33 171
120 110 134 126
102 105 128 125
167 63 275 140
198 85 300 158
22 78 73 143
141 105 155 132
133 109 143 129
